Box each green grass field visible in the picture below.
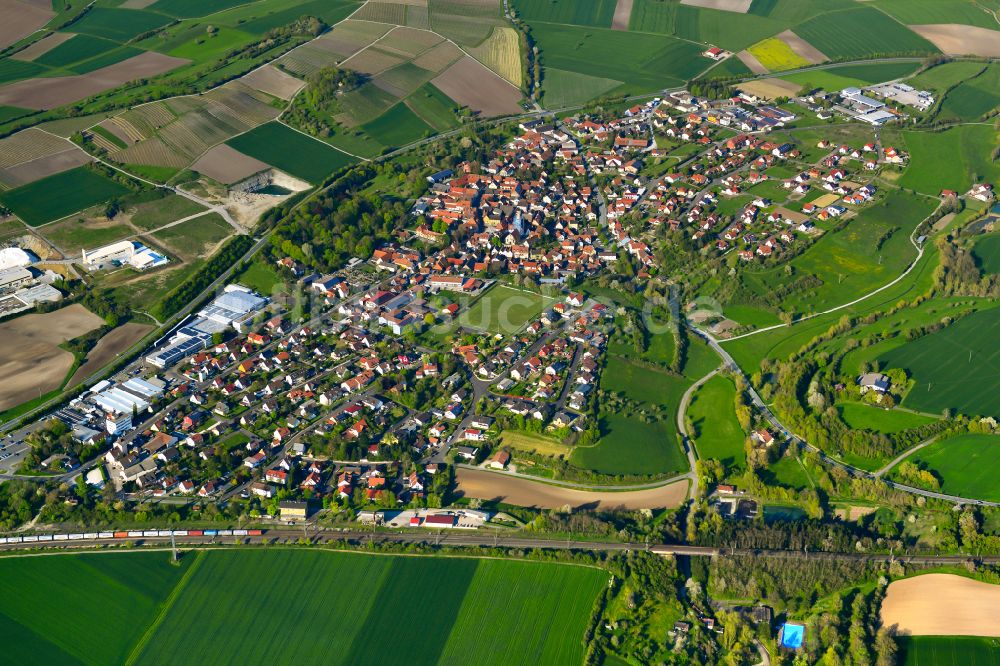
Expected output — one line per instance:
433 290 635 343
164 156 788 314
130 194 207 230
898 126 1000 194
236 260 285 295
512 0 617 27
133 549 605 665
879 307 1000 417
227 122 357 183
35 35 123 68
0 59 46 84
405 83 460 132
792 7 937 59
41 220 133 254
0 551 189 664
570 341 720 476
150 213 233 259
908 60 988 92
837 402 937 434
69 7 174 42
542 68 622 108
975 233 1000 274
780 61 921 92
763 454 812 490
869 0 1000 29
149 0 253 18
0 167 130 227
361 100 434 147
899 636 1000 666
460 284 554 335
674 7 787 52
531 23 706 99
689 374 746 476
0 549 605 665
937 64 1000 122
890 434 1000 501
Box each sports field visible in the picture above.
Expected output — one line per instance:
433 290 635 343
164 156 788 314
898 636 1000 666
0 549 606 665
689 374 746 476
226 122 357 184
0 166 130 226
898 125 1000 194
460 284 554 334
879 307 1000 417
889 434 1000 501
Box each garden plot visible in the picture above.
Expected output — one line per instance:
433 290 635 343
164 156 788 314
908 24 1000 57
431 55 522 116
468 26 521 85
191 144 270 185
775 29 827 63
240 64 304 100
341 45 407 75
111 82 280 168
736 50 769 75
10 32 74 62
0 127 75 169
0 52 189 110
0 0 53 50
411 39 463 71
0 146 91 187
680 0 751 12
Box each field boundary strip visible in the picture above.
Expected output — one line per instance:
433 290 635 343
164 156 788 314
124 550 205 666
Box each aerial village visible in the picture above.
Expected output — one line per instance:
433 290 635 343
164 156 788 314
21 82 992 528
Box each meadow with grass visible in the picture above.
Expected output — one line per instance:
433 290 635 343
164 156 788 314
879 307 1000 417
226 122 357 184
888 434 1000 502
0 167 130 227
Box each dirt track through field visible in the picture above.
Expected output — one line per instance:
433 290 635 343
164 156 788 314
881 573 1000 636
431 56 522 117
456 467 688 509
0 52 189 110
611 0 634 30
908 24 1000 57
0 304 103 411
68 322 153 388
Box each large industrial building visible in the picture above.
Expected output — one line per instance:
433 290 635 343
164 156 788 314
82 240 169 271
146 285 268 368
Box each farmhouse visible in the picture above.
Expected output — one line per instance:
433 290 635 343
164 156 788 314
858 373 890 394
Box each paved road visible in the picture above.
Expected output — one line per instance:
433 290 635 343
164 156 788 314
691 326 1000 508
675 368 719 500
